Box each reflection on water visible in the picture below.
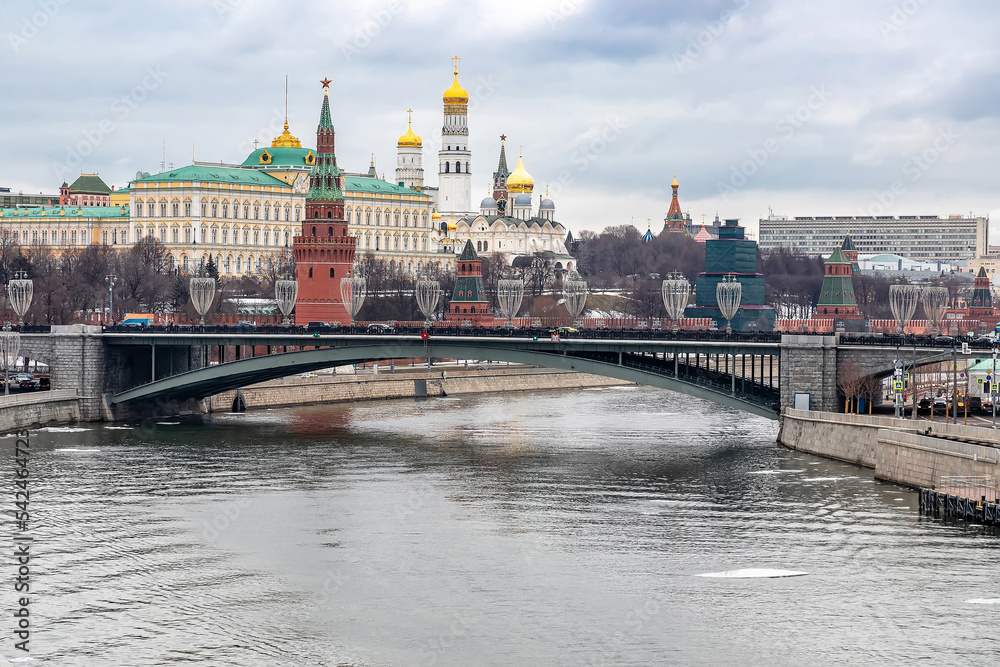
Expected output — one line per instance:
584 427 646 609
4 387 999 665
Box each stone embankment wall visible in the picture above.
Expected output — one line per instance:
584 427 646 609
0 390 81 434
209 368 630 412
779 408 1000 490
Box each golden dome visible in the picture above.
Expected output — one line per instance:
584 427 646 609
271 121 302 148
671 176 679 188
506 149 534 194
447 221 457 231
442 62 469 105
432 209 442 220
397 110 422 148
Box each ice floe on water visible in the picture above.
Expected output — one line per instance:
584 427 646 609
104 426 133 430
747 469 805 475
696 568 808 579
155 421 181 425
55 448 99 453
966 598 1000 605
39 426 90 433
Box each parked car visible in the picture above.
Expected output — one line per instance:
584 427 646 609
550 326 579 335
367 323 395 334
300 372 317 379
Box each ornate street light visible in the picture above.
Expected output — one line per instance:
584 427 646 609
190 277 216 326
105 274 117 324
661 271 691 332
275 279 298 326
0 323 19 396
497 277 524 328
416 277 442 328
921 285 949 336
889 283 919 334
716 274 742 334
340 275 367 324
7 271 33 327
563 272 588 327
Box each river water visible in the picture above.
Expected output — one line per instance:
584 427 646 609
5 386 1000 665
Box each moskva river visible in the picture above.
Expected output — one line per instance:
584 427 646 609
5 387 999 665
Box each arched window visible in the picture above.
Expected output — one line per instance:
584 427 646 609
445 162 450 173
483 241 488 251
456 162 461 173
465 162 469 172
328 226 333 236
309 267 313 278
477 241 482 251
312 226 317 236
329 268 335 278
327 211 332 219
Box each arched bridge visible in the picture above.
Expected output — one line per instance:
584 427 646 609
15 326 995 422
106 333 783 419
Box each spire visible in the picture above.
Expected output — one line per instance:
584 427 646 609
497 135 509 175
667 173 683 220
367 154 376 177
318 77 333 131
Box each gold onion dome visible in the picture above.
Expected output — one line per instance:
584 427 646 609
271 121 302 148
397 112 422 148
432 209 442 220
506 151 534 194
447 220 457 231
671 176 680 187
442 66 469 105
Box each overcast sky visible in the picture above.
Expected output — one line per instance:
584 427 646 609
2 0 1000 240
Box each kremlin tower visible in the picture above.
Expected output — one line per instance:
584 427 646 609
438 57 472 217
492 136 510 214
293 77 356 324
664 174 688 234
813 239 861 321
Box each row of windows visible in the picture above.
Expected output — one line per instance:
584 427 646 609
134 198 301 222
134 226 292 247
345 207 429 228
176 254 275 275
357 231 430 252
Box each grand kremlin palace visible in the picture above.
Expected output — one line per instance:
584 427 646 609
0 63 572 276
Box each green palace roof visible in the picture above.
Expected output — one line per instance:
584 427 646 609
0 205 128 218
68 173 111 194
133 165 289 188
242 146 314 168
344 175 427 197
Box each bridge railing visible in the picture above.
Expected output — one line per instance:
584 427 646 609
839 333 999 350
100 322 783 343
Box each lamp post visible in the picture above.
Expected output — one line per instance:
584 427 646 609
275 279 298 327
661 272 691 333
0 323 19 397
340 274 367 326
190 277 216 326
416 276 442 329
7 271 33 327
497 277 525 328
993 343 997 429
105 274 117 325
563 271 588 328
716 274 742 335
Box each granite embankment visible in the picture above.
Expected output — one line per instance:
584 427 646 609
0 390 82 433
779 408 1000 490
209 367 632 412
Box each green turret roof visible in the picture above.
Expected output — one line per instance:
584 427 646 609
68 174 111 194
242 146 314 168
318 91 333 131
826 246 850 264
133 165 289 187
459 239 478 261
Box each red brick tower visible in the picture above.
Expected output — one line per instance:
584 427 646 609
445 240 494 325
293 77 356 324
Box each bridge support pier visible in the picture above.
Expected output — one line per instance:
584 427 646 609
780 334 838 412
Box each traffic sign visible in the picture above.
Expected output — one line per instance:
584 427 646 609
992 382 998 393
904 372 909 380
894 380 904 391
978 378 984 385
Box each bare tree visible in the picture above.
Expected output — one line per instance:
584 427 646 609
837 359 864 413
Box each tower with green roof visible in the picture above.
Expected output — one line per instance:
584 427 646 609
814 244 861 319
446 240 493 325
293 77 357 324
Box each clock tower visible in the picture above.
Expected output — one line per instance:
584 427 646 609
292 77 357 324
